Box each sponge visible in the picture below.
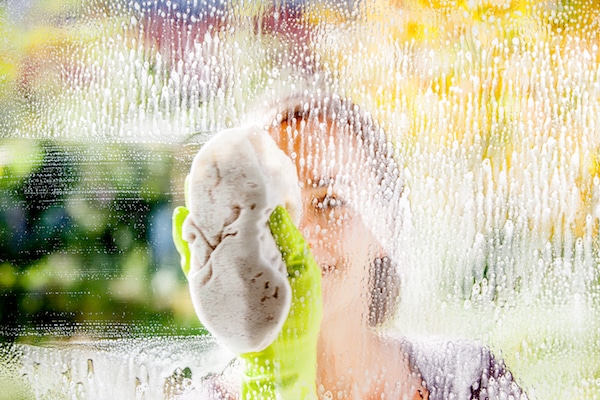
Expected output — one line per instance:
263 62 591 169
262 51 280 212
181 126 301 355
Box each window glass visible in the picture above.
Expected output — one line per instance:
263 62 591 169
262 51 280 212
0 1 599 399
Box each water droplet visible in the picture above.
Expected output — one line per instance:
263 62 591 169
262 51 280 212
87 359 94 380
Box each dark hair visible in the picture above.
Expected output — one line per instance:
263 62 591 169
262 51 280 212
267 93 400 195
266 93 402 327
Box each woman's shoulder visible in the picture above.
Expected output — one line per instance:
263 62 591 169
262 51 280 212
400 337 528 400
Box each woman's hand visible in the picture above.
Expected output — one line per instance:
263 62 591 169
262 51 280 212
173 201 322 399
239 205 322 399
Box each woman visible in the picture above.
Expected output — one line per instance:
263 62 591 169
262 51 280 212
261 93 425 399
173 92 526 399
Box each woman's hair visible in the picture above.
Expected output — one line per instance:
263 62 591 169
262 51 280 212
263 92 402 327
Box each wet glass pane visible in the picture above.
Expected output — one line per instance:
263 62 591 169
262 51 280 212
1 0 599 399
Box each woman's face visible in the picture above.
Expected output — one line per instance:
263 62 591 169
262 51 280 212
268 115 386 323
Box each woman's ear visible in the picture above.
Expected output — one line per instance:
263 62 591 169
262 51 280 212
368 256 401 327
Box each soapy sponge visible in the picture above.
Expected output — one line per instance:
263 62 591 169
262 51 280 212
180 126 302 355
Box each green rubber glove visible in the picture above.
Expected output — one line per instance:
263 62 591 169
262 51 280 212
172 175 192 276
173 198 322 399
238 205 322 399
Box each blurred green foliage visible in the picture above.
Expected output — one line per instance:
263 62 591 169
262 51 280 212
0 139 203 339
0 0 208 340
